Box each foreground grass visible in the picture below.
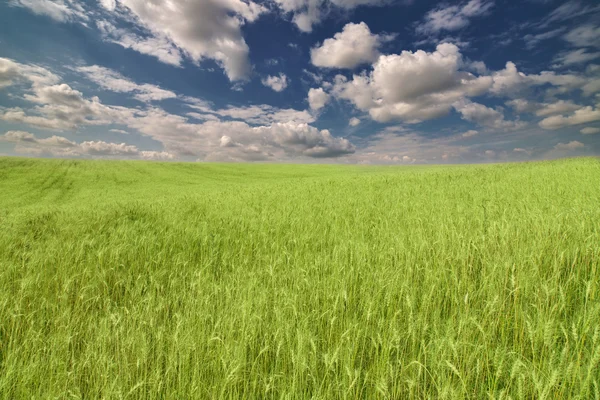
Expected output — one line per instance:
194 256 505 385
0 156 599 399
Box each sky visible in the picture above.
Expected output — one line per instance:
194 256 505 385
0 0 599 164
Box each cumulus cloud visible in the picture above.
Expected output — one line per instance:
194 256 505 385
0 58 357 162
349 117 361 126
261 74 289 92
416 0 494 35
190 120 355 161
77 65 176 102
253 122 355 158
489 61 598 97
1 130 173 159
534 100 581 117
0 58 116 130
513 147 532 156
99 0 116 11
0 58 20 88
539 106 600 129
1 84 111 131
187 103 315 125
109 0 267 81
308 88 331 111
506 98 540 114
453 100 525 130
273 0 392 33
553 141 585 151
311 22 386 69
581 127 600 134
462 129 478 137
331 43 493 123
0 57 59 88
507 99 588 119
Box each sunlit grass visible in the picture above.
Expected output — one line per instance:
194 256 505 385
0 156 599 399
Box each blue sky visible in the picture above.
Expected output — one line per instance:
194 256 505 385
0 0 599 163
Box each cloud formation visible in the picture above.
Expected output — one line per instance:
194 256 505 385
261 74 289 92
539 106 600 129
331 43 492 123
101 0 266 81
308 88 331 111
1 130 174 159
0 57 356 162
416 0 494 35
311 22 386 69
77 65 177 102
9 0 88 23
273 0 391 33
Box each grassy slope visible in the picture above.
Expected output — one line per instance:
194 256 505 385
0 157 599 399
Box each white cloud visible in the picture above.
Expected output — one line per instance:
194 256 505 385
112 0 267 81
303 69 324 84
347 131 474 164
190 104 315 125
513 147 532 156
539 106 600 129
1 58 356 162
0 57 60 88
490 61 597 97
273 0 391 33
349 117 361 126
416 0 494 35
543 1 600 26
506 98 539 113
79 140 139 156
77 65 176 102
489 62 529 96
0 58 21 88
99 0 115 11
253 122 355 158
581 127 600 134
331 43 493 123
462 129 478 137
261 74 289 92
534 100 581 117
308 88 330 111
523 28 565 49
311 22 384 69
453 100 525 130
96 20 183 67
1 78 112 131
553 141 584 151
553 49 600 68
9 0 88 23
140 151 175 160
1 130 175 159
564 24 600 48
507 99 586 118
0 58 138 131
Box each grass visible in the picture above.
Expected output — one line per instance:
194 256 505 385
0 156 599 399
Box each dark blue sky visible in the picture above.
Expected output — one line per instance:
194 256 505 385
0 0 598 163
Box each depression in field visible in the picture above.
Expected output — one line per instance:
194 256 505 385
0 0 599 398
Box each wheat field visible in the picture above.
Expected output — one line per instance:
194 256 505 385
0 156 599 399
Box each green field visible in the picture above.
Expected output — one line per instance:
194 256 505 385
0 156 599 399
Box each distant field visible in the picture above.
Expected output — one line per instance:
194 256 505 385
0 156 599 399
